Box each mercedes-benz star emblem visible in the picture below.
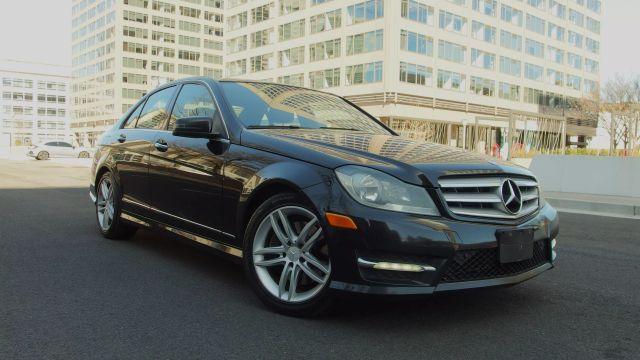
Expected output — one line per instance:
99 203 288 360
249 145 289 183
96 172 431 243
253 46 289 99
500 179 523 214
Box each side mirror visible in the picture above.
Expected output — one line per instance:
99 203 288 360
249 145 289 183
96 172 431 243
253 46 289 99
172 116 220 139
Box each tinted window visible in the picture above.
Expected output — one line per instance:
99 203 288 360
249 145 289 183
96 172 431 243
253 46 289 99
136 86 176 129
44 142 56 146
168 84 223 134
218 82 389 134
123 102 144 129
59 142 73 148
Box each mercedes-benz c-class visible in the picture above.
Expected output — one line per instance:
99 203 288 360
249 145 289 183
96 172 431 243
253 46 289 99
89 78 559 316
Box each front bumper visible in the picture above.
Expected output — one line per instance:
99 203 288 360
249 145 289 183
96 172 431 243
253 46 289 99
302 182 559 295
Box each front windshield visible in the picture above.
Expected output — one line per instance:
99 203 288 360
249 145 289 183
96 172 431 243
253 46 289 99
218 81 391 134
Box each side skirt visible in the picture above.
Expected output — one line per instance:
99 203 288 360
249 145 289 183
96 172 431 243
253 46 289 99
120 211 243 258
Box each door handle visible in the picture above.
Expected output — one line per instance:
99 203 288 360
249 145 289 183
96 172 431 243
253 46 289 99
154 140 169 152
118 134 126 143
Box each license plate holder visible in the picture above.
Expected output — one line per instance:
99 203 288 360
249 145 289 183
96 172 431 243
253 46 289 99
496 228 534 263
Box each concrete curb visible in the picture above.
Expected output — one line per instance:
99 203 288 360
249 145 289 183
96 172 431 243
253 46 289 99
547 197 640 219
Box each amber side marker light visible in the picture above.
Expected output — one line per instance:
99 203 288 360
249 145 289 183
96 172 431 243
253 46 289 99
325 212 358 230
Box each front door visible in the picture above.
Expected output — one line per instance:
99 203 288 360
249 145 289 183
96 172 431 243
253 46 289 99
149 83 228 240
114 86 177 217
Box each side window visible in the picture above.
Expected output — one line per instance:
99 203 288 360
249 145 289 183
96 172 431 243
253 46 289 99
136 86 176 129
59 142 73 148
168 84 223 134
123 102 144 129
44 142 56 146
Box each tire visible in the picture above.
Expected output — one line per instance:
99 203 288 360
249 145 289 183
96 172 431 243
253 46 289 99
36 151 49 160
243 192 333 317
78 151 90 158
95 171 137 240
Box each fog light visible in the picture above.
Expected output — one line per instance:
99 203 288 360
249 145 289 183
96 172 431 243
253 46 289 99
357 258 435 272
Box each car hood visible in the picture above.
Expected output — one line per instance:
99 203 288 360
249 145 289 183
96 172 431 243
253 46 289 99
241 129 533 187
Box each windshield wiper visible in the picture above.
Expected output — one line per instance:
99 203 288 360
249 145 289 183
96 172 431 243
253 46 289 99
247 125 303 129
319 127 362 131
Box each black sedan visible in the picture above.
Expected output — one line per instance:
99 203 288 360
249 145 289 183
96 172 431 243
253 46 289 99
89 78 559 316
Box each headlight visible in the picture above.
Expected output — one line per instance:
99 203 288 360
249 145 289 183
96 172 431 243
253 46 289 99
335 165 439 216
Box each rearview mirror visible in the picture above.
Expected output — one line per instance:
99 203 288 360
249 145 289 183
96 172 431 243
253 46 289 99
172 117 220 139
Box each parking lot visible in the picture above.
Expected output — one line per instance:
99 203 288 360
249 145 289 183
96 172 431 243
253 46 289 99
1 158 639 359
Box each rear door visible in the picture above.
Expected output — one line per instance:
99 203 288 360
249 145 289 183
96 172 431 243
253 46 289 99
57 141 76 157
112 86 178 217
148 82 228 239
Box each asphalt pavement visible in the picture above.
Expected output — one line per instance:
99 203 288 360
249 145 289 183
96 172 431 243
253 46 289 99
1 159 639 359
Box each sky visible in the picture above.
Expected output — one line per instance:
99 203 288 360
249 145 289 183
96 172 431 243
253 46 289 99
0 0 638 83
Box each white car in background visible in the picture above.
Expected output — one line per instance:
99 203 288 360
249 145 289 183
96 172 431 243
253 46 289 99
27 141 92 160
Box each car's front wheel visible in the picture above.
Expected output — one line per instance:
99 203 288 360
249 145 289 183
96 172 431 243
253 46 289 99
78 151 90 158
243 193 333 317
96 172 137 240
36 151 49 160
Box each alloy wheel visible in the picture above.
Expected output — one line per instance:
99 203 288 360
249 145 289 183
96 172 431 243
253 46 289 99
96 177 115 231
252 206 331 303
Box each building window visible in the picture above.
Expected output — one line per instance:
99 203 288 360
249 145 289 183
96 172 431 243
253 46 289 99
568 53 583 69
178 35 200 47
439 10 467 34
277 73 305 87
178 20 200 32
400 0 434 25
569 9 584 27
471 21 496 43
586 0 601 13
310 9 341 34
251 3 272 24
547 46 564 64
547 22 565 41
227 35 247 54
586 38 599 54
437 70 466 92
400 30 433 56
309 39 341 62
547 69 564 86
345 62 383 86
280 0 305 15
251 28 274 48
472 0 496 16
586 17 600 34
500 30 522 51
568 31 583 48
279 19 305 41
549 0 566 19
178 50 200 61
470 76 495 97
524 87 544 105
438 40 466 64
527 0 545 11
226 59 246 76
585 58 599 73
346 29 383 55
471 48 495 70
526 14 545 35
227 12 247 31
584 79 598 94
250 53 275 72
500 4 522 26
279 46 305 67
524 63 544 81
499 83 520 102
525 38 544 58
309 68 340 89
346 0 384 25
567 75 582 91
499 56 521 77
399 62 432 86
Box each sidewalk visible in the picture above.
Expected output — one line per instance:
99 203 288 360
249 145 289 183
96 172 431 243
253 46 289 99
545 191 640 219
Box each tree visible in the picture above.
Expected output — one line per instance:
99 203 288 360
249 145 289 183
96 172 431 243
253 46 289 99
599 74 640 153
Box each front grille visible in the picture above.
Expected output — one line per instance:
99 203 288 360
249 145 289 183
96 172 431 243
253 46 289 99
439 176 539 220
439 240 550 283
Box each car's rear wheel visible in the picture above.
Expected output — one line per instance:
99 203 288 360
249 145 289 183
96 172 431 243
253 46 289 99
78 151 90 158
36 151 49 160
243 193 333 317
96 172 137 240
